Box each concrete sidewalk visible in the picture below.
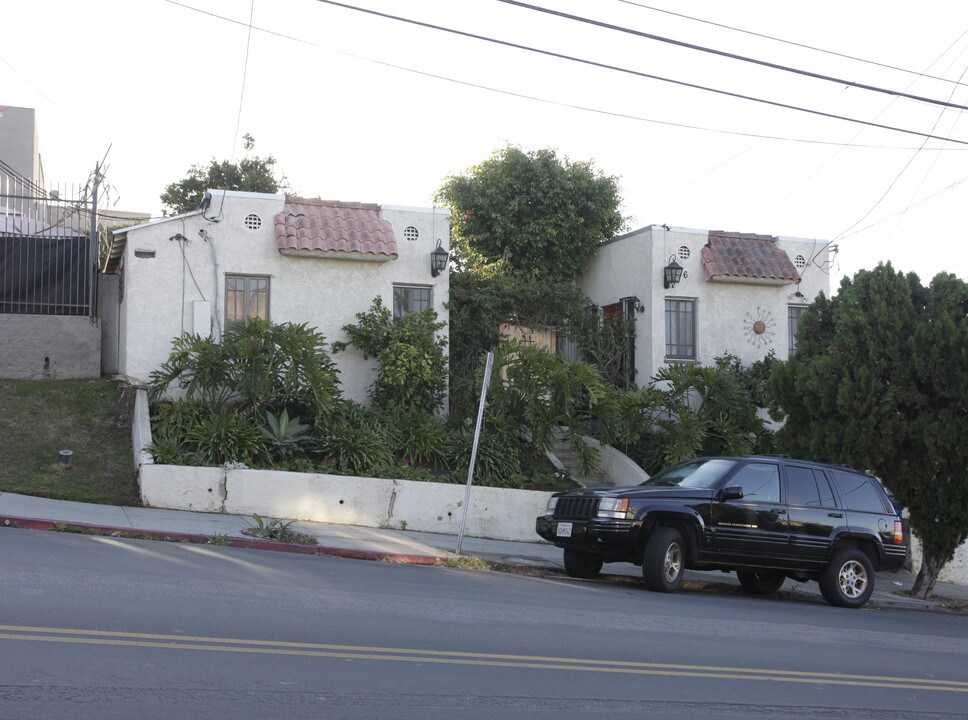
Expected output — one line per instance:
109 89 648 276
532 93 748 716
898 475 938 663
2 490 966 613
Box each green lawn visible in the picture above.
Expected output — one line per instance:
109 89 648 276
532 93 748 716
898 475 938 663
0 378 141 506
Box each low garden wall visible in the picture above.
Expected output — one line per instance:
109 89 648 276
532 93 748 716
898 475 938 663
139 464 551 542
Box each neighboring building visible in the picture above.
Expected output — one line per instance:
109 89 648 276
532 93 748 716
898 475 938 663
104 190 450 405
0 105 44 188
578 224 830 386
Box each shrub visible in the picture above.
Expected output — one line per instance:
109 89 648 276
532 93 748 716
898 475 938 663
316 403 394 476
334 297 448 412
148 318 342 423
187 409 269 466
380 406 450 468
447 423 521 488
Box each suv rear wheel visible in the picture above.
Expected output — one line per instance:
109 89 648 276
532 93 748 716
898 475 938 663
563 548 604 579
737 570 785 595
643 527 685 592
819 548 875 608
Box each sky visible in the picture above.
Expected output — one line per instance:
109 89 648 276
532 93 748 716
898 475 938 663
4 0 968 288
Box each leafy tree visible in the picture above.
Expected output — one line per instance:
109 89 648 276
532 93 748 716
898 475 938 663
160 134 291 215
435 145 625 281
769 263 968 598
333 297 448 413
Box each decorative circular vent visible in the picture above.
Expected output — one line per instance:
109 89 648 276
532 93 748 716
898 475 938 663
677 245 690 261
244 213 262 230
404 226 419 242
794 254 806 269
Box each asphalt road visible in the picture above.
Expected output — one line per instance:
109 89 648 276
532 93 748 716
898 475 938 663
2 528 967 720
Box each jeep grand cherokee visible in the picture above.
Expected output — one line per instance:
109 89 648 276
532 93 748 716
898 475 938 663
535 455 907 608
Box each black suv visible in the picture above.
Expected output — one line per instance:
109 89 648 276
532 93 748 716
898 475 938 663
535 455 907 608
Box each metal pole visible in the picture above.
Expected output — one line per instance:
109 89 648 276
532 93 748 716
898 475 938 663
89 163 99 319
455 351 495 555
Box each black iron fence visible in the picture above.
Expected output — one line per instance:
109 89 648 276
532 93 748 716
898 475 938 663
0 174 97 317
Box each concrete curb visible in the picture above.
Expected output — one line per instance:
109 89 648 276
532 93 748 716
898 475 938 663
0 515 446 566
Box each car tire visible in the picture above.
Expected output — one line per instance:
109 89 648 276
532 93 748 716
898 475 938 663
737 570 785 595
642 527 685 592
819 548 875 608
563 549 604 579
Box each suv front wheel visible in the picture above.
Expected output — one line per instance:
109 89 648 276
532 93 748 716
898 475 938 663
819 548 875 608
643 527 685 592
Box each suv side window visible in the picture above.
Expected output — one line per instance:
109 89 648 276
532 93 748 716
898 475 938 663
728 462 780 503
828 469 890 513
787 466 838 508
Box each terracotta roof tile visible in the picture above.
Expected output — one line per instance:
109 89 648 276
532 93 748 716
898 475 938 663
275 198 398 259
700 231 799 284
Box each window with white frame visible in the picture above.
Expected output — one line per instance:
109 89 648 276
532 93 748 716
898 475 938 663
788 305 807 354
226 275 269 325
665 298 696 359
393 284 432 321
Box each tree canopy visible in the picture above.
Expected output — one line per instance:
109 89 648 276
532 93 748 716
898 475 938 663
435 146 625 282
160 134 290 215
769 263 968 597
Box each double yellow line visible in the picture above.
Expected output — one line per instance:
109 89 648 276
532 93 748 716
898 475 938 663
1 624 966 693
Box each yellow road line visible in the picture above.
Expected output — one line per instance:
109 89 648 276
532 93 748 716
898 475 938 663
1 625 965 693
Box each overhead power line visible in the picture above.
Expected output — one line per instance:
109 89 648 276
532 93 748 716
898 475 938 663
496 0 968 113
313 0 968 147
614 0 968 91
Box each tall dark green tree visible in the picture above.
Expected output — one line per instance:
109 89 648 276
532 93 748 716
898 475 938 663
435 145 625 282
161 134 291 215
769 263 968 597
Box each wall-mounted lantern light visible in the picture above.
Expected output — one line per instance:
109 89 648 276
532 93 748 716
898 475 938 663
431 240 450 277
663 256 684 290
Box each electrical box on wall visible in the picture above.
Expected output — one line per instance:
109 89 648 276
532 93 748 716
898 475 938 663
193 301 212 338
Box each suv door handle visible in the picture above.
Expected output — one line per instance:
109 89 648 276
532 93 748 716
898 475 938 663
828 512 844 518
770 508 787 514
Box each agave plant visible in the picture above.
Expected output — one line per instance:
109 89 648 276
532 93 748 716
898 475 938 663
261 408 311 458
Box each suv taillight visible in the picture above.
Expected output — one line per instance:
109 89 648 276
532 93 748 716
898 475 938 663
894 519 904 545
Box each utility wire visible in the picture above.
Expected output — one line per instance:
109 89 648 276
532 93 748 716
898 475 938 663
495 0 968 113
231 0 256 162
614 0 968 91
164 0 968 151
312 0 968 146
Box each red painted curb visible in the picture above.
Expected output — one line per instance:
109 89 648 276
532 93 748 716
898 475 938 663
0 515 445 566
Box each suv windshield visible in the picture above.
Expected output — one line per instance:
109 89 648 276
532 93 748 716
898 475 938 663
640 458 737 488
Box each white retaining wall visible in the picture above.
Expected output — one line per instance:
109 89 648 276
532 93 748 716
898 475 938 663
139 464 551 543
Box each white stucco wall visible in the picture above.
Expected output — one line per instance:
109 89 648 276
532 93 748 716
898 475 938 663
116 192 450 405
580 225 829 385
139 464 551 543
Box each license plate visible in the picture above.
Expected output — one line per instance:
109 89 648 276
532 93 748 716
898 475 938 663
556 522 573 538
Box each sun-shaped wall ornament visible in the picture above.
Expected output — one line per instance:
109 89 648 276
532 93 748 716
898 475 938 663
743 307 776 348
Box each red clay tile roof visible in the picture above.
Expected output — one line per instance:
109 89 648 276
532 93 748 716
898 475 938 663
700 231 799 284
275 198 398 259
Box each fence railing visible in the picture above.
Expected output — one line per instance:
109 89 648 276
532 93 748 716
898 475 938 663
0 173 97 317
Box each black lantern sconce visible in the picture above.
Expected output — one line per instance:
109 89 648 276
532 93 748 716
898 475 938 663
431 239 450 277
663 256 684 290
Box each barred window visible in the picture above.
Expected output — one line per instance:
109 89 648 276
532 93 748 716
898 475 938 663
665 298 696 359
788 306 807 354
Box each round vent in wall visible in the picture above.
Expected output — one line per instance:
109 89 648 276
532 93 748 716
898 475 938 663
404 226 419 242
244 213 262 230
677 245 691 261
794 254 806 269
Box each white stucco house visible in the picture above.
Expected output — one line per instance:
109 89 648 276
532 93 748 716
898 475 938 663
579 224 831 386
103 190 450 404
